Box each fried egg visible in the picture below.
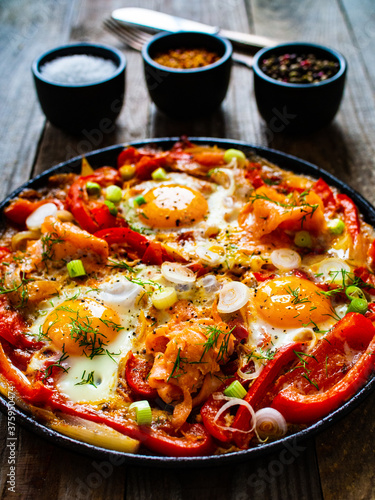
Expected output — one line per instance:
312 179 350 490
122 171 238 237
246 276 341 350
29 278 145 404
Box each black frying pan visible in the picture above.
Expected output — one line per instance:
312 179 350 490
1 137 374 468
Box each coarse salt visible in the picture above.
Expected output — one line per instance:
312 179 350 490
40 54 117 85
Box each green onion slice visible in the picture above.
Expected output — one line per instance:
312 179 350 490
134 195 146 206
105 185 122 203
223 380 247 399
294 230 312 248
223 148 246 164
346 297 368 315
129 400 152 426
327 218 345 235
86 181 101 195
104 200 118 216
345 285 365 301
67 259 86 278
151 167 168 181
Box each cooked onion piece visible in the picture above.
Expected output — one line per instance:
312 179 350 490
317 258 351 284
254 407 287 439
237 358 264 381
50 419 140 453
271 248 301 270
217 281 251 313
99 280 143 312
26 202 57 230
201 274 219 294
11 230 40 250
212 394 256 434
161 262 196 284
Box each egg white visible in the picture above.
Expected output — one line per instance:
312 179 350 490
29 277 147 404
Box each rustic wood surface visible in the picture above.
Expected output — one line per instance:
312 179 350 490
0 0 374 498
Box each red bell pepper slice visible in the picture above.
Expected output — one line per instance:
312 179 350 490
200 394 234 443
4 199 64 227
312 178 337 214
271 313 375 423
49 396 213 457
135 155 169 180
0 341 53 404
94 227 171 265
117 146 141 168
253 271 275 283
231 342 302 447
336 193 360 245
66 167 121 233
0 246 11 262
0 295 41 349
125 353 157 398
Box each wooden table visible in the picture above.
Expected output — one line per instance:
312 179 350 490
1 0 374 498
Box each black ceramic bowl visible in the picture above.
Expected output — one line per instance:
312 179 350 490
252 43 347 134
142 32 232 118
32 43 126 135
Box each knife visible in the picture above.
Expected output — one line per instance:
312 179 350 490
112 8 278 50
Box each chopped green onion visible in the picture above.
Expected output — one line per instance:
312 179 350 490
327 218 345 235
129 400 152 426
67 259 86 278
104 200 118 216
151 167 168 181
223 148 246 165
151 287 178 310
86 181 101 195
105 185 122 203
134 195 146 206
346 297 368 315
223 380 247 399
119 164 136 180
294 230 312 248
345 285 365 301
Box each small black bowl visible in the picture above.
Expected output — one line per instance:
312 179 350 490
252 42 347 134
32 42 126 135
142 32 232 118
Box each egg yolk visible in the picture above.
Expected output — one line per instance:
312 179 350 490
254 276 333 328
43 298 121 356
139 185 208 228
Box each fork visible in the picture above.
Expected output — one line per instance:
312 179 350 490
103 18 254 69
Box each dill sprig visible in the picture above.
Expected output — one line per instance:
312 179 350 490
42 347 70 379
285 286 310 305
0 271 34 308
75 370 97 388
199 324 234 363
167 348 188 381
107 259 135 273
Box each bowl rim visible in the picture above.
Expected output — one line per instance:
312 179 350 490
31 42 127 88
141 31 233 74
252 42 347 88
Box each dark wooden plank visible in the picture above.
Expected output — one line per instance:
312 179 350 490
316 390 375 500
126 440 322 500
0 0 77 199
251 1 375 498
0 421 127 499
32 0 153 177
251 0 375 205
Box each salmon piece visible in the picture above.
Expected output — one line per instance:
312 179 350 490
146 314 234 428
239 186 325 238
41 216 109 265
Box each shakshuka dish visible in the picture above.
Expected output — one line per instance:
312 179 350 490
0 138 374 457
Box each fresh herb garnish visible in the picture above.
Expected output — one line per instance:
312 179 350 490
75 370 97 388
